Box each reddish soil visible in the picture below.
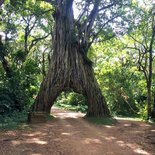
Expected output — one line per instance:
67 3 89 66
0 107 155 155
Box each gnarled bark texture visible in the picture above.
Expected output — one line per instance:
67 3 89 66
30 0 110 120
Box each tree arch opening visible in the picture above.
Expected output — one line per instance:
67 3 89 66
52 91 88 114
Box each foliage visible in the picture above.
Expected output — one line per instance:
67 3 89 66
92 39 136 116
90 28 155 118
55 92 88 113
136 101 148 120
0 0 51 117
0 110 28 129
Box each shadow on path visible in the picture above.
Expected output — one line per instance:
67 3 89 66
0 106 155 155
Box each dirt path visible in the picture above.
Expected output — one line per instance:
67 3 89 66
0 107 155 155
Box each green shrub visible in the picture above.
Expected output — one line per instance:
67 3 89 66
55 92 88 112
136 101 147 120
0 111 28 129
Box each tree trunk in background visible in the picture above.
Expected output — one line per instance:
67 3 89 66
151 93 155 118
147 84 152 119
147 16 155 119
30 0 110 119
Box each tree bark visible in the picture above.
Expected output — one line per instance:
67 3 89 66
147 16 155 119
30 0 110 120
147 84 152 119
0 36 12 78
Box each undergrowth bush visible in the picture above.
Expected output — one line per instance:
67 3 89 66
0 110 28 129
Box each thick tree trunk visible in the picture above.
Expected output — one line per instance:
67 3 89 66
30 0 110 121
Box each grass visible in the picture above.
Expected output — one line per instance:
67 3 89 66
85 117 117 125
114 116 142 121
55 103 87 113
0 112 55 130
45 114 55 120
0 111 28 130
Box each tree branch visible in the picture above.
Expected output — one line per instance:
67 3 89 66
29 33 51 51
75 1 90 25
126 43 148 82
79 0 100 34
128 33 147 52
98 2 116 12
87 15 119 49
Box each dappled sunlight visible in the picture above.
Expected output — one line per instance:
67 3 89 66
104 136 116 141
31 153 44 155
12 140 21 146
115 117 142 122
80 132 151 155
140 124 151 127
0 107 155 155
134 148 151 155
61 132 72 136
4 131 17 136
22 131 47 137
11 138 48 146
65 124 72 127
104 125 114 128
126 143 137 149
26 138 47 145
124 123 132 127
100 133 151 155
46 124 55 127
125 143 151 155
53 138 61 142
133 130 143 134
116 140 126 147
102 135 151 155
83 138 102 144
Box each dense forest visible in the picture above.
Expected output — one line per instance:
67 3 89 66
0 0 155 125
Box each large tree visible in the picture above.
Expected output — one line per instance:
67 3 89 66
30 0 128 120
